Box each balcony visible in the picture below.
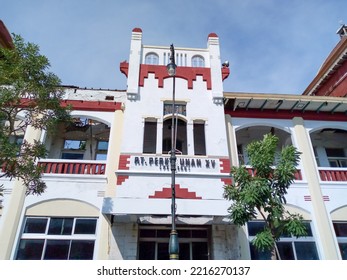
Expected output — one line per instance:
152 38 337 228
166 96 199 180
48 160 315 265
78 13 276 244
38 159 106 175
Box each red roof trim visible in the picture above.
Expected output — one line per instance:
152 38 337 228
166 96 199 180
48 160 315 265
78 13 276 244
61 100 123 111
225 108 347 122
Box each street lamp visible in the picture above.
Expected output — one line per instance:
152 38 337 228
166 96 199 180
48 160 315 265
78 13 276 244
167 44 179 260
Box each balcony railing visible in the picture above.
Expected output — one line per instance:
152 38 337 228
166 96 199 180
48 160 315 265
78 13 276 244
38 159 106 175
318 168 347 182
245 167 303 181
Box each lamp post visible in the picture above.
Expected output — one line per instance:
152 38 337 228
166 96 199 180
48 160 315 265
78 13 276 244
167 44 179 260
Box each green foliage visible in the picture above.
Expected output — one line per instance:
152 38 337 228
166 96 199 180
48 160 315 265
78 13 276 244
224 133 306 259
0 34 70 195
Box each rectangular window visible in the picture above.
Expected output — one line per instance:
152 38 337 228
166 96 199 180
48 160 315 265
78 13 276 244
333 222 347 260
193 122 206 155
326 148 347 167
16 217 97 260
95 141 108 160
247 221 319 260
138 226 209 260
143 121 157 154
61 139 86 160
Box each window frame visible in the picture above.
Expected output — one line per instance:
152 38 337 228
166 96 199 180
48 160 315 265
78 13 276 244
16 216 98 260
247 221 319 260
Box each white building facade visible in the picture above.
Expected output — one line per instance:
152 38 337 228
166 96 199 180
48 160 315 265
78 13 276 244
0 28 346 260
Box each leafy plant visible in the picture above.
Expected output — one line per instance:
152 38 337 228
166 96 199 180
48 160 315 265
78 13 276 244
0 34 70 195
224 133 306 259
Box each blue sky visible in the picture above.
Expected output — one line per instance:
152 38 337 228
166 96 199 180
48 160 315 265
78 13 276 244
2 0 347 94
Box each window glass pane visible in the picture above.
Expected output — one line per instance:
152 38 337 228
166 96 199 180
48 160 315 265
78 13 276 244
178 229 191 238
249 243 271 260
64 140 86 150
69 240 95 260
16 239 44 260
138 242 155 260
97 141 108 150
95 153 107 160
143 121 157 154
24 218 48 233
326 148 345 157
247 221 266 236
44 240 70 260
61 153 84 160
192 229 208 238
157 229 171 238
179 243 190 260
193 123 206 155
338 243 347 260
74 219 97 234
192 242 209 260
139 229 156 238
294 242 319 260
277 242 295 260
48 218 73 235
333 223 347 237
157 243 169 260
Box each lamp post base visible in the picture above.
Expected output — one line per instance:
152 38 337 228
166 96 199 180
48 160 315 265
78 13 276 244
169 229 179 260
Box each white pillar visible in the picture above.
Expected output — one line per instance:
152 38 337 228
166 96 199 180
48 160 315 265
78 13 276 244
292 117 340 259
97 108 124 259
0 124 42 259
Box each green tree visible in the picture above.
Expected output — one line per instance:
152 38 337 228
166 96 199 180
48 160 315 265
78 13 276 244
224 133 307 259
0 34 69 196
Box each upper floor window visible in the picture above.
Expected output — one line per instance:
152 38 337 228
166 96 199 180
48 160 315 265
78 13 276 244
163 103 186 116
16 216 97 260
162 118 187 155
95 141 109 160
191 55 205 67
193 121 206 156
61 140 86 160
145 53 159 65
247 221 319 260
333 222 347 260
326 148 347 167
143 120 157 154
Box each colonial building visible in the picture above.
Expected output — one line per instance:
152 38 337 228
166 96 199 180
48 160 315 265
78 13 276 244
0 26 346 260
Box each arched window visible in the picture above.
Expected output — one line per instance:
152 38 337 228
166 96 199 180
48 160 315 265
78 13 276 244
145 53 159 65
162 118 187 155
191 55 205 67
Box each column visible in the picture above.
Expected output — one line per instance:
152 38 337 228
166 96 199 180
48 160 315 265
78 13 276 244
0 124 42 259
292 117 340 259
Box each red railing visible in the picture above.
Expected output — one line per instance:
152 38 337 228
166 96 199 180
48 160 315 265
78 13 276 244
37 160 106 175
318 168 347 181
246 167 303 181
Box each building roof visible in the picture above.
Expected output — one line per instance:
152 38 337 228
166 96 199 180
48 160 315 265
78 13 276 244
0 20 14 49
302 25 347 96
224 91 347 120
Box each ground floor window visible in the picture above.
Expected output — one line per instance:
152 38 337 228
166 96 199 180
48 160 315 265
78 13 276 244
333 222 347 260
247 221 319 260
138 225 210 260
16 217 97 260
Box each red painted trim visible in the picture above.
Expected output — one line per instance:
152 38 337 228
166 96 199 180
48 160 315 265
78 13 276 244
116 175 129 185
208 33 218 38
118 155 131 170
132 27 142 33
16 98 122 112
149 184 202 199
225 108 347 122
139 64 212 90
222 67 230 81
221 178 232 185
120 61 129 77
219 158 231 173
319 169 347 181
60 100 123 112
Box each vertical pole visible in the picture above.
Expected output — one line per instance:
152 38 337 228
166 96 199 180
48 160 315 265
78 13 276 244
168 44 179 260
